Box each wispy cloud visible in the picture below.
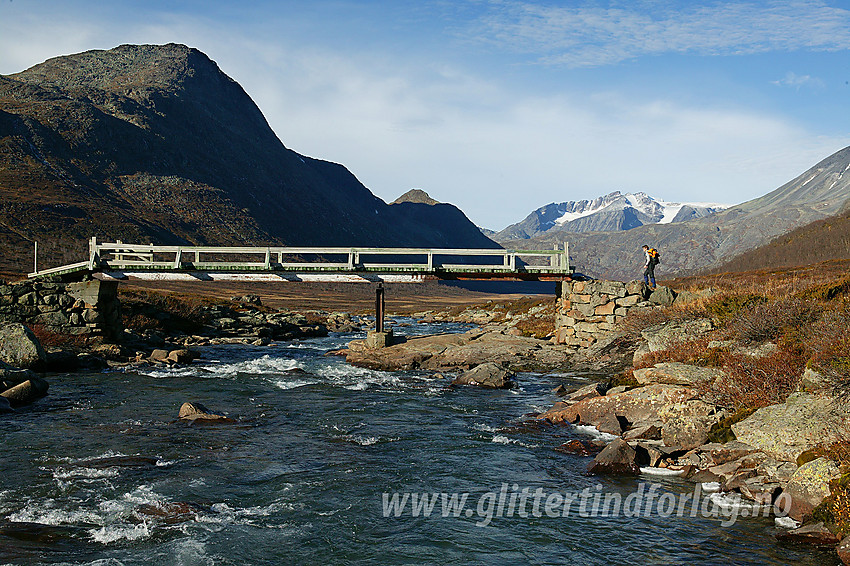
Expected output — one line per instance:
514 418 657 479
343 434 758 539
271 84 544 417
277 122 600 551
772 71 825 90
472 0 850 67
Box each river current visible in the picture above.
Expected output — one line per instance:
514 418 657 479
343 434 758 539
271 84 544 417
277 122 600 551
0 321 838 565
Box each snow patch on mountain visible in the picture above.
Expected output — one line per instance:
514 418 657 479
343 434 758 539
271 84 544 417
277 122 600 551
551 191 727 227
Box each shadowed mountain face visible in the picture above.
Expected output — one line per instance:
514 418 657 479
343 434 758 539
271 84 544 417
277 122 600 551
498 146 850 280
0 43 498 273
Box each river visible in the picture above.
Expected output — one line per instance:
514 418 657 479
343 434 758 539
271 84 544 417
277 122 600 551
0 321 838 565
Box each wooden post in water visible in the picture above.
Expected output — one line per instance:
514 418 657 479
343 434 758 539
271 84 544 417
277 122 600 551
375 283 385 333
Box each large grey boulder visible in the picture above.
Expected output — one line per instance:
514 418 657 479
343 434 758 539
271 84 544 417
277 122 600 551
649 286 677 306
452 362 515 389
634 362 726 387
634 318 713 363
784 457 841 521
731 393 850 462
0 323 46 370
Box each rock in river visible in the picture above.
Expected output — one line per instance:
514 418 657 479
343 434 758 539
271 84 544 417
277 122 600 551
452 363 515 389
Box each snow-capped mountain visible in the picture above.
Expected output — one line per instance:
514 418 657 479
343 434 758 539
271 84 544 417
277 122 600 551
494 191 728 240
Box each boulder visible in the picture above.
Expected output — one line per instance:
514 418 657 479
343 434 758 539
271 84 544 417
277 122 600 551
699 441 759 467
731 393 850 462
0 396 12 413
649 286 677 306
565 382 604 402
838 535 850 565
167 349 195 364
0 323 46 370
661 415 717 451
1 376 49 407
539 384 697 435
634 318 713 364
587 438 640 475
623 423 662 441
775 522 840 546
800 368 830 394
784 457 841 521
452 363 515 389
150 349 170 362
178 402 232 422
554 439 603 457
634 363 726 387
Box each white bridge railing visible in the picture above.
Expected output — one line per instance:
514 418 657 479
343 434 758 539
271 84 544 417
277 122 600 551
29 238 572 279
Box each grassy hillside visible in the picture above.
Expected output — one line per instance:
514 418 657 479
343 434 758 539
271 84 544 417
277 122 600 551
711 207 850 273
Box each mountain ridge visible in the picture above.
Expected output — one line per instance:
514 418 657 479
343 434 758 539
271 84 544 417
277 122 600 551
0 44 498 273
494 191 726 240
496 146 850 280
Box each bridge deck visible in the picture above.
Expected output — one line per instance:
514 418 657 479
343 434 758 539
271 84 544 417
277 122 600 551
30 239 573 282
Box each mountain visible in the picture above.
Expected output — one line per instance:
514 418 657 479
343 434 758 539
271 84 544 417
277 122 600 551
711 205 850 273
494 191 726 240
496 146 850 280
0 44 498 274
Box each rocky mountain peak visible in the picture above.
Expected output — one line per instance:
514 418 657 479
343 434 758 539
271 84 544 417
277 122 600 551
392 189 440 206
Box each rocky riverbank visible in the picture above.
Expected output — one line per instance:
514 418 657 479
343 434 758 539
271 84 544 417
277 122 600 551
537 313 850 558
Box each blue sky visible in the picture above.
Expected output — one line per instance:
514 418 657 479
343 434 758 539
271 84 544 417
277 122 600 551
2 0 850 229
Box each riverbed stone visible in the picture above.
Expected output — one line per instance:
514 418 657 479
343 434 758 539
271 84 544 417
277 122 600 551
587 438 640 475
452 363 515 389
775 522 840 546
1 376 49 407
178 402 232 422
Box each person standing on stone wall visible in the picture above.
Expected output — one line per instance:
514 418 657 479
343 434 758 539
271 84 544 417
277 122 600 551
642 245 660 290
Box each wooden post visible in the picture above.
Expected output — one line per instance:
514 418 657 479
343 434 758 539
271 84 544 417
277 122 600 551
33 241 38 274
375 283 385 333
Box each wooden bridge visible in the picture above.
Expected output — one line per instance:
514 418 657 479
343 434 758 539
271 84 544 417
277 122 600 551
29 238 573 283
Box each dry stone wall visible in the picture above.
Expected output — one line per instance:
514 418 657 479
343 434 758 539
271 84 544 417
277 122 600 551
0 278 122 342
554 279 657 347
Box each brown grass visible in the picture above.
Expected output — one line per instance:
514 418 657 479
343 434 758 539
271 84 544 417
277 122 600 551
29 323 90 349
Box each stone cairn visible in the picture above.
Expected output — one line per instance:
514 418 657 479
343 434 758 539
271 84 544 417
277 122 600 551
553 279 666 348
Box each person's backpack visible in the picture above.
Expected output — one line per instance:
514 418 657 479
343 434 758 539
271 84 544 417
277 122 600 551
648 248 660 265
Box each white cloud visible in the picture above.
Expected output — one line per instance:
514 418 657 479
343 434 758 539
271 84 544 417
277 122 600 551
0 2 847 231
772 71 825 89
472 0 850 67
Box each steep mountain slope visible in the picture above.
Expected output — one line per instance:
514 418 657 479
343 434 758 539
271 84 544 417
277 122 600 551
498 146 850 280
494 191 726 240
0 44 498 273
711 206 850 273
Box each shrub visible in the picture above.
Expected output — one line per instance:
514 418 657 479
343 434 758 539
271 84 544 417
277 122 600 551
710 347 807 410
806 305 850 398
726 297 820 345
28 323 90 349
704 293 767 327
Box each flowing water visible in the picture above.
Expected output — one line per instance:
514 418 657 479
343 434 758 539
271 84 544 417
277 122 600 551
0 321 839 565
